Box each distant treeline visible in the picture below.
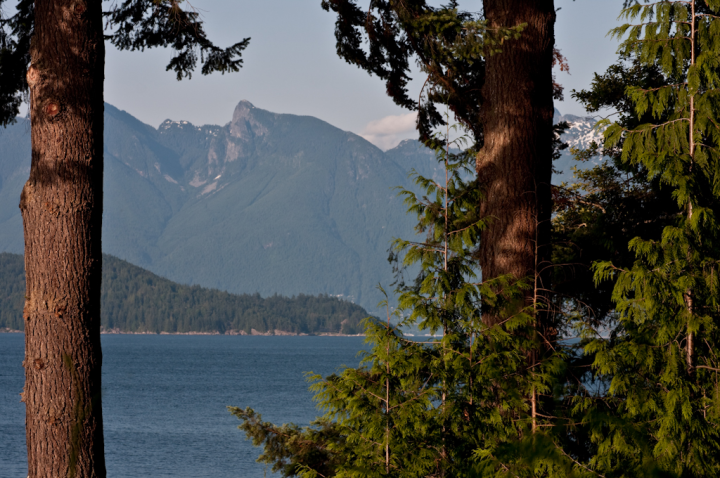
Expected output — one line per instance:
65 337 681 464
0 253 369 334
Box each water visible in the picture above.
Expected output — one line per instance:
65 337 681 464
0 334 366 477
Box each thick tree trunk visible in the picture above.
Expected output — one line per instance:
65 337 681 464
478 0 555 324
21 1 106 477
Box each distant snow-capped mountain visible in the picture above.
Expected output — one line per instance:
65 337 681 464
553 109 606 184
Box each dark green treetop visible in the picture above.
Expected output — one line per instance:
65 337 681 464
320 0 527 149
0 0 250 126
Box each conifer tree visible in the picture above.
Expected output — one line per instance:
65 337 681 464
477 0 556 331
231 128 575 477
553 58 679 328
585 1 720 475
321 1 558 334
0 2 248 476
320 0 490 148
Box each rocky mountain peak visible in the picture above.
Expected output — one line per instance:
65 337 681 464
556 112 604 150
230 100 269 140
553 109 607 183
232 100 255 120
0 100 445 311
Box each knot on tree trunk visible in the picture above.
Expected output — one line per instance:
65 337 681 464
27 66 41 88
44 102 61 118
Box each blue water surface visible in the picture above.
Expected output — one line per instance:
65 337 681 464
0 334 366 477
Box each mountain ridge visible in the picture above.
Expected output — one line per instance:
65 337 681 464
0 102 595 312
0 101 430 311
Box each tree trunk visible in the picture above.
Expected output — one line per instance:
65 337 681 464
21 1 106 477
478 0 555 324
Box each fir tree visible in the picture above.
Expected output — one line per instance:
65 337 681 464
554 58 680 328
584 1 720 475
231 126 573 477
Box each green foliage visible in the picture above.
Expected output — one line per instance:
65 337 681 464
578 1 720 475
0 252 369 335
229 407 344 478
104 0 250 80
232 127 578 477
230 2 720 468
321 0 524 150
553 55 682 330
0 0 31 127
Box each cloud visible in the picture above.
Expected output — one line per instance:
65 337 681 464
360 112 417 151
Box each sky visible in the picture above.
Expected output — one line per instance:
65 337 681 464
97 0 625 150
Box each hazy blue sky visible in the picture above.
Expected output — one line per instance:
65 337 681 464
102 0 623 149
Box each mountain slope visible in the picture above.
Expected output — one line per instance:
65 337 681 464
0 253 370 334
0 104 602 311
148 101 418 307
0 120 29 253
0 102 434 311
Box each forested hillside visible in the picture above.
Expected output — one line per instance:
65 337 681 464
0 253 24 332
0 253 368 334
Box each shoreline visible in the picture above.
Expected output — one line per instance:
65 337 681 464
0 328 365 337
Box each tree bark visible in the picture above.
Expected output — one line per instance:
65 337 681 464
21 1 106 477
478 0 555 324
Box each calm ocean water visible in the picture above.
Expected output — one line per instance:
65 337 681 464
0 334 366 477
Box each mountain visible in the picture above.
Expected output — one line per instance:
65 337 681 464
553 109 605 184
0 253 370 334
384 138 443 180
0 102 437 312
386 111 605 186
0 103 595 312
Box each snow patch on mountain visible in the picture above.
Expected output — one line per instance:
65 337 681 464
554 109 607 184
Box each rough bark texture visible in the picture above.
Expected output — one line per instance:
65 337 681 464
478 0 555 323
21 1 106 477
